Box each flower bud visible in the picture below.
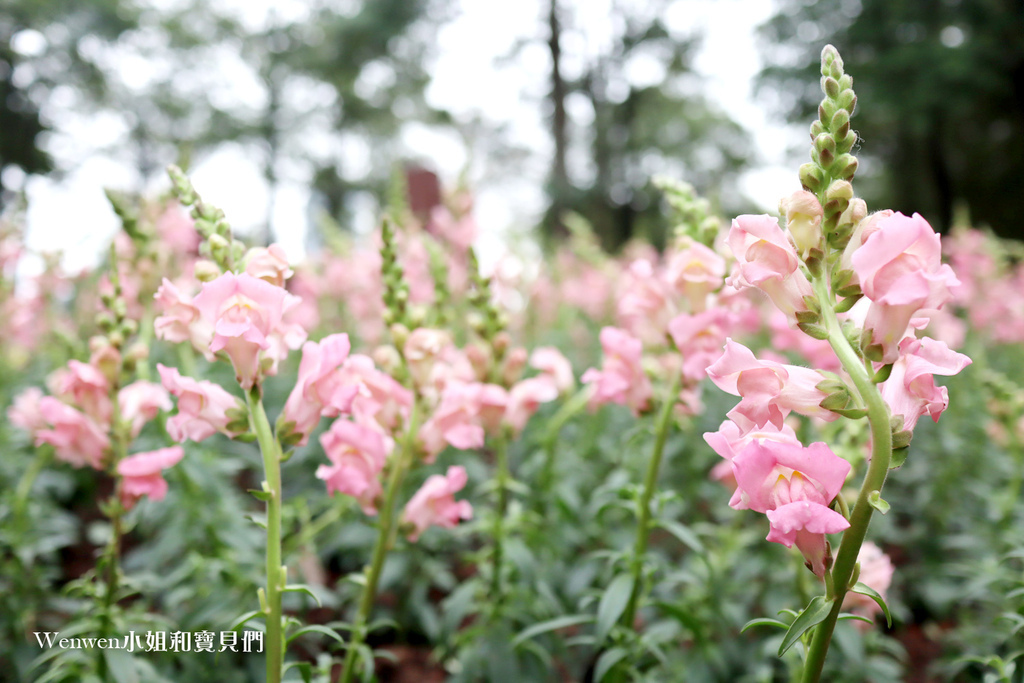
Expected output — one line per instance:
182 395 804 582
194 259 221 282
779 190 824 259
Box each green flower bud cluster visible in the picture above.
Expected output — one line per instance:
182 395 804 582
380 217 412 331
467 246 508 348
652 176 720 247
424 238 453 329
96 243 138 355
167 165 245 273
799 45 860 251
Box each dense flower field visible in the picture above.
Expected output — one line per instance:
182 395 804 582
2 46 1023 683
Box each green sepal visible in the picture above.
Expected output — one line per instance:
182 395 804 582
889 447 909 469
873 364 894 383
867 491 890 514
834 294 862 313
891 429 913 450
798 322 830 340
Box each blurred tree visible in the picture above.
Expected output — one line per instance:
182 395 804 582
758 0 1024 239
0 0 139 206
541 0 752 252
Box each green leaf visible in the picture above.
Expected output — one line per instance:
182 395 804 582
282 584 322 607
247 489 272 502
867 491 890 514
103 649 139 683
654 519 704 553
594 647 630 683
740 617 790 633
229 609 265 632
286 624 346 646
511 614 595 648
284 661 313 683
778 596 835 656
653 601 705 642
837 613 874 625
850 582 892 627
596 574 635 642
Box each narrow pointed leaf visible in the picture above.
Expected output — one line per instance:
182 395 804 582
778 596 835 656
850 582 892 627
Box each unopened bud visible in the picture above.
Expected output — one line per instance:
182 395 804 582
194 260 220 282
799 163 824 192
371 345 402 374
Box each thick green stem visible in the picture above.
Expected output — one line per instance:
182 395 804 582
800 277 893 683
620 372 681 633
339 402 420 683
490 432 510 606
247 389 284 683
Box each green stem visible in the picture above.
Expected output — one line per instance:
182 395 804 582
13 445 53 531
620 372 681 633
800 277 893 683
539 386 592 499
247 389 285 683
338 401 421 683
490 432 510 607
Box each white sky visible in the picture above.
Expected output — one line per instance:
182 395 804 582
15 0 804 274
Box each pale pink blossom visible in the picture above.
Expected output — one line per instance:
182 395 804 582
842 542 894 627
419 382 505 460
158 364 244 442
281 334 357 446
339 355 414 433
727 214 814 323
317 419 391 514
840 210 894 277
668 308 734 383
402 466 473 541
529 347 574 394
732 440 851 577
35 397 110 469
616 260 674 345
706 339 838 432
850 213 960 363
879 337 971 432
704 419 801 506
53 360 112 426
505 376 559 434
154 278 215 356
244 244 293 287
581 327 652 415
192 272 294 388
665 238 726 312
405 328 453 389
156 206 200 254
118 446 184 508
118 381 172 438
8 387 47 433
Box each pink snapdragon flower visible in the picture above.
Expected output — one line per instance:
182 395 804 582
281 334 357 446
192 272 295 388
35 397 110 469
704 419 801 505
581 327 652 415
505 376 559 434
879 337 971 432
158 364 245 442
419 382 507 460
402 466 473 541
154 278 215 357
668 309 733 383
665 238 726 313
53 360 112 426
339 355 414 433
118 381 172 438
706 339 838 432
731 440 851 577
727 215 813 323
117 446 184 509
842 542 894 627
616 260 674 346
317 419 391 514
850 213 960 363
529 347 574 394
404 328 453 389
8 387 46 433
244 244 293 287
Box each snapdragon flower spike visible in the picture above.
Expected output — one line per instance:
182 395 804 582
53 360 112 426
317 419 392 514
402 465 473 541
581 327 652 415
879 336 971 433
850 212 960 363
731 440 851 577
191 272 296 389
727 214 813 324
35 397 110 469
158 364 246 442
706 339 838 432
117 446 185 509
280 334 357 447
